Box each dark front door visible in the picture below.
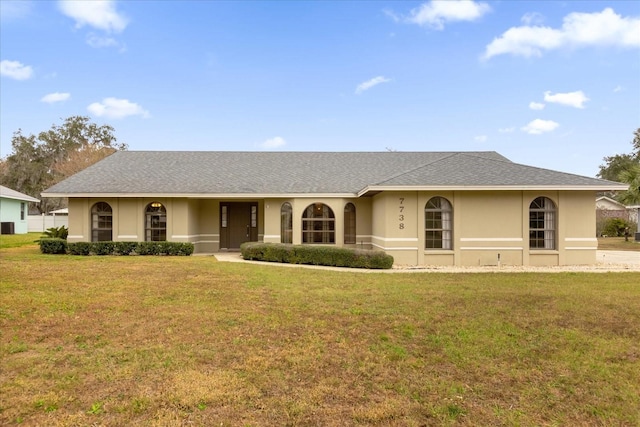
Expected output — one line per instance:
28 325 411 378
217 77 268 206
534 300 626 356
220 202 258 250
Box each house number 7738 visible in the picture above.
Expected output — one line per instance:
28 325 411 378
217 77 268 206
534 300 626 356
399 198 405 230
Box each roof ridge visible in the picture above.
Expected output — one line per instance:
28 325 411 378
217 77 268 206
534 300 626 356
374 152 462 185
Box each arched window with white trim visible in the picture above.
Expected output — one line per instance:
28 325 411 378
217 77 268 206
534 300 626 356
529 197 556 249
302 203 335 244
344 203 356 244
145 202 167 241
91 202 112 242
425 197 453 250
281 202 292 244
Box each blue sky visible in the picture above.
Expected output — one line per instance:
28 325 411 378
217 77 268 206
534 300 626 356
1 0 639 178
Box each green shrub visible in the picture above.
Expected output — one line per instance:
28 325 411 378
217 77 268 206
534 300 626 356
63 241 194 256
68 242 92 256
39 238 67 254
240 242 394 269
92 241 115 255
602 218 634 237
136 242 159 256
114 242 138 255
41 226 68 240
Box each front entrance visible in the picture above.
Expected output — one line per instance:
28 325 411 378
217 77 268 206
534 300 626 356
220 202 258 250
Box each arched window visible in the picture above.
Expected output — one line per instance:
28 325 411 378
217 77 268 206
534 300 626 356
145 202 167 241
344 203 356 244
529 197 556 249
281 202 293 244
425 197 453 249
302 203 335 244
91 202 112 242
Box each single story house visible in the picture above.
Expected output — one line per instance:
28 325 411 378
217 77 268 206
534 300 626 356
0 185 40 234
596 196 639 225
42 151 627 266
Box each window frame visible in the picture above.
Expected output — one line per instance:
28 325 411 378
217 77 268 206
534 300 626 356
145 202 167 242
344 202 356 244
424 197 453 250
91 202 113 242
529 197 556 250
281 202 293 244
302 203 335 244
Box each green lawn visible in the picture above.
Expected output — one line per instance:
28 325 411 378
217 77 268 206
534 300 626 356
0 233 41 249
1 244 639 426
597 236 640 251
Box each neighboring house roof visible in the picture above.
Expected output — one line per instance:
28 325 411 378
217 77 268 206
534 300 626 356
42 151 628 198
0 185 40 203
596 196 627 210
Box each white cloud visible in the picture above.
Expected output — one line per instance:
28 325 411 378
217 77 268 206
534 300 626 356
483 8 640 59
355 76 391 94
0 59 33 80
498 127 515 133
58 0 128 33
87 97 149 119
529 101 545 110
474 135 488 142
613 85 623 93
41 92 71 103
544 90 589 108
521 119 559 135
260 136 287 149
407 0 491 30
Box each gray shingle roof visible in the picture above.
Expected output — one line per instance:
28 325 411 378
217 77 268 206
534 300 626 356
0 185 40 202
42 151 626 197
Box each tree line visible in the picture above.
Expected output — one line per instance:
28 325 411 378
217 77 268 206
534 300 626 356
0 116 126 214
597 128 640 205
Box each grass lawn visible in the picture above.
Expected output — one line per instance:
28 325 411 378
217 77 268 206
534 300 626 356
0 233 41 249
597 236 640 251
1 241 639 426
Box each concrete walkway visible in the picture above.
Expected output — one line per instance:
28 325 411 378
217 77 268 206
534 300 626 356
212 250 640 273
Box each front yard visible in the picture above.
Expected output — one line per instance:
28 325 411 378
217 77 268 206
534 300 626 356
1 242 639 425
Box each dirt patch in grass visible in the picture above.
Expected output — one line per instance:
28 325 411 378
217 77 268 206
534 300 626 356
1 248 639 426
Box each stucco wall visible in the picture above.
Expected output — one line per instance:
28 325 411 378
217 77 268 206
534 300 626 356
369 190 597 266
65 190 597 266
0 198 29 234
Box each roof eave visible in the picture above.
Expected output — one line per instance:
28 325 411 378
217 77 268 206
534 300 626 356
357 184 630 197
40 192 358 199
0 195 40 203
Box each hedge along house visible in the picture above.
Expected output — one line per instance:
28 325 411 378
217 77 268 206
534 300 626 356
42 151 627 267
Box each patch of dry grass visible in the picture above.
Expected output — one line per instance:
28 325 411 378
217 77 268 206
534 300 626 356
1 245 639 425
598 236 640 251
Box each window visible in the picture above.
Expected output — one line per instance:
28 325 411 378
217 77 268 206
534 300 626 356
91 202 113 242
20 203 25 221
281 202 292 244
529 197 555 249
221 205 228 228
425 197 453 249
302 203 335 244
145 202 167 241
344 203 356 244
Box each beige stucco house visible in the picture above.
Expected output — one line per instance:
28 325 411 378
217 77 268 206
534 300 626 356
42 151 627 266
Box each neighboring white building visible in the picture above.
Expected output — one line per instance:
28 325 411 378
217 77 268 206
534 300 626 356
0 185 40 234
596 196 639 225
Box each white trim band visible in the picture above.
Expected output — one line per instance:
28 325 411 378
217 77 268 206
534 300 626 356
460 247 524 251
